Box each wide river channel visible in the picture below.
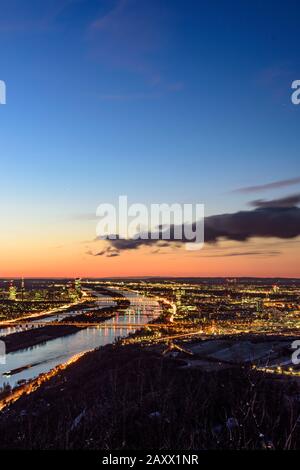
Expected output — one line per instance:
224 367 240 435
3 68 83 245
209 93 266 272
0 290 162 389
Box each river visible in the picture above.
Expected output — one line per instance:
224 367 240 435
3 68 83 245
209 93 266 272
0 290 162 389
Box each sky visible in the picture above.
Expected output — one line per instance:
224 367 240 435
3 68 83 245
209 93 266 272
0 0 299 278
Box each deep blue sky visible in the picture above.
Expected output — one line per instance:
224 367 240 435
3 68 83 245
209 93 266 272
1 0 300 222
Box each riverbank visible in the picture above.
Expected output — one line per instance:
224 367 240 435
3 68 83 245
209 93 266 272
0 287 129 353
3 325 80 353
63 287 130 324
0 298 93 325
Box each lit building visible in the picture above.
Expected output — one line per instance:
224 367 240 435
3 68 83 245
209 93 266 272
8 281 17 301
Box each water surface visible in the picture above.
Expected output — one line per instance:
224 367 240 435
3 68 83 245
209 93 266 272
0 291 161 389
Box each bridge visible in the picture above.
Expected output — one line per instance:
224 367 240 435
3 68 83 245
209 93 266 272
0 320 188 330
0 321 183 329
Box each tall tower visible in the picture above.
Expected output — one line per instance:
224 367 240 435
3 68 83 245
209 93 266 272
21 277 25 301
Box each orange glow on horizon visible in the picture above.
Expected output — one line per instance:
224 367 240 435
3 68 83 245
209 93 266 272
1 236 299 278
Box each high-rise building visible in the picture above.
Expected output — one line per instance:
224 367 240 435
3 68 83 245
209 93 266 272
8 281 17 301
75 278 82 297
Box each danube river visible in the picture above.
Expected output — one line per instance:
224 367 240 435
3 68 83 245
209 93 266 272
0 291 162 389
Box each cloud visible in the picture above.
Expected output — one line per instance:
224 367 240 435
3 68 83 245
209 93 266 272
88 0 182 93
89 0 163 72
203 206 300 243
249 193 300 209
97 91 161 101
255 64 293 101
97 83 184 101
232 177 300 194
101 198 300 252
202 250 281 258
87 245 120 257
0 0 75 33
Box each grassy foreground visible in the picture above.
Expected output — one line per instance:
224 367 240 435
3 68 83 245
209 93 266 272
0 341 299 450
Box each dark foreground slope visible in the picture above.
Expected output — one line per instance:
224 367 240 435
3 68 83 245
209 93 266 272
0 342 299 450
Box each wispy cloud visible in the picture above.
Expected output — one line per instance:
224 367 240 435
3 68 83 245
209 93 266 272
89 0 163 73
87 245 120 257
202 250 280 258
232 177 300 194
0 0 75 33
88 0 182 94
97 83 184 101
255 63 297 103
97 91 161 101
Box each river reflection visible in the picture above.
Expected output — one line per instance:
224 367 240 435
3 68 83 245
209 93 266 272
0 291 161 389
0 296 116 337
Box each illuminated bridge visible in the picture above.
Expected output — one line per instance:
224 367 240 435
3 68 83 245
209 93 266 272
55 322 164 328
0 321 181 329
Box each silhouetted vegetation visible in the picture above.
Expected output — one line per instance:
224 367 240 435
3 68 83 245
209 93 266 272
0 343 299 450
